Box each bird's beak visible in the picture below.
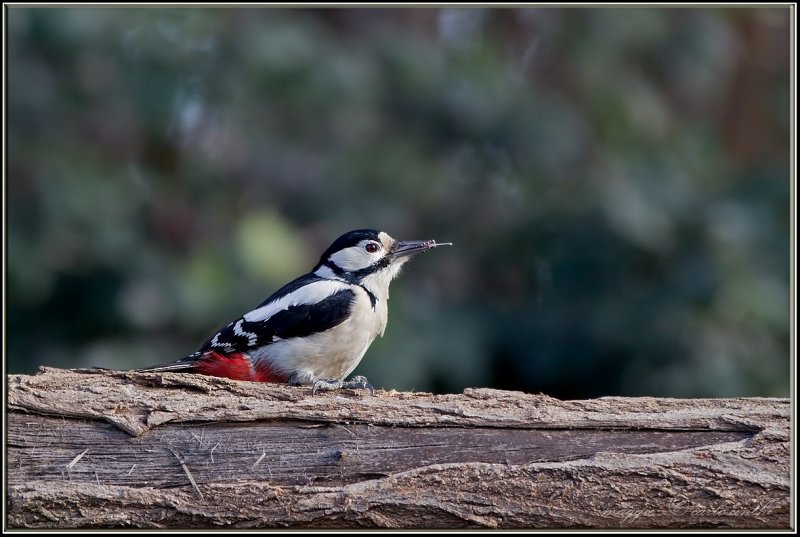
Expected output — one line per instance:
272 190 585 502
392 239 452 259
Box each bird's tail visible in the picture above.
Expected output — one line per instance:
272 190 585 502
136 352 202 373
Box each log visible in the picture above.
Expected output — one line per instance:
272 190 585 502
7 367 790 529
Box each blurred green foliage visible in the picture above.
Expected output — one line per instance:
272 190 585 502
7 8 790 397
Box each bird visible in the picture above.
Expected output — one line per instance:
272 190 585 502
139 229 451 394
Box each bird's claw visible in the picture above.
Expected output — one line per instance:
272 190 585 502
343 375 375 396
312 379 341 395
312 375 374 396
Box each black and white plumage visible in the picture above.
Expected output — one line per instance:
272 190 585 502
140 229 450 394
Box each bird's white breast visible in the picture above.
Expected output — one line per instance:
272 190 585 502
252 285 388 381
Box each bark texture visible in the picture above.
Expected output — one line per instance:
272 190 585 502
7 367 790 529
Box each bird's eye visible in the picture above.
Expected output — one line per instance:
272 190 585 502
365 243 380 254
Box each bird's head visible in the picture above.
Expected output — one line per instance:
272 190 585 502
313 229 451 298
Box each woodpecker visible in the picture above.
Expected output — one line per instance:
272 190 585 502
140 229 451 394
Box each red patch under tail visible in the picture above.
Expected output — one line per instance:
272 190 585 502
195 351 286 383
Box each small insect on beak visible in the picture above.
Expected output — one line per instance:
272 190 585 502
392 239 453 259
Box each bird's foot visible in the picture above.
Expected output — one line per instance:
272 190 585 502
342 375 375 396
312 375 375 396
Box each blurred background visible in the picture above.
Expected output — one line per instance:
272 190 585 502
7 7 791 397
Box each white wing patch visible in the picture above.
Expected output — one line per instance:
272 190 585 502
243 280 351 323
234 319 258 346
313 265 343 280
210 321 236 348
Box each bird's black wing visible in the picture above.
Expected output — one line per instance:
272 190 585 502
139 276 356 372
198 287 356 353
256 289 356 341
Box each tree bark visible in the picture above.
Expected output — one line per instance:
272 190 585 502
7 367 790 529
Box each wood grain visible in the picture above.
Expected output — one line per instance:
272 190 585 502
7 368 790 529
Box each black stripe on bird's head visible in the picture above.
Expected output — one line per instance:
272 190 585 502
314 229 446 284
